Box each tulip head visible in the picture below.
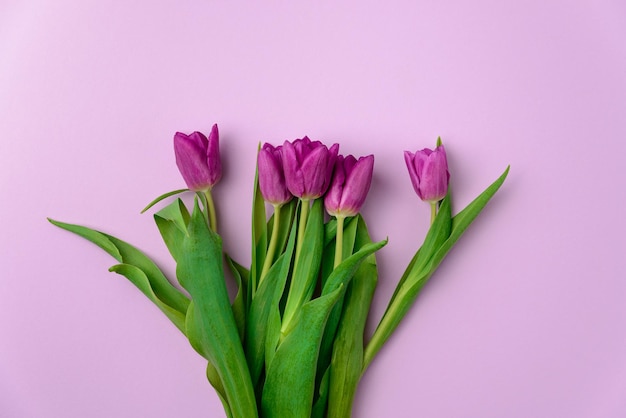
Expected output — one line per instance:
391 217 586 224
174 124 222 192
325 154 374 218
282 136 339 200
257 143 293 206
404 144 449 202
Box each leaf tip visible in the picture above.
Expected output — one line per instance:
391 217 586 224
47 217 63 227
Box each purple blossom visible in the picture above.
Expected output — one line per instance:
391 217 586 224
404 144 449 202
325 154 374 217
174 124 221 191
258 143 292 206
282 136 339 200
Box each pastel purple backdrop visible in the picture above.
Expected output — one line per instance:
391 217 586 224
2 1 625 417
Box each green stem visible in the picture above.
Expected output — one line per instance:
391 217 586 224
333 215 345 268
362 290 408 372
205 189 218 233
260 204 282 282
362 267 432 372
430 201 437 225
294 198 310 263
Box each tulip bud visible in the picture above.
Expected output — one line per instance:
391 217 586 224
174 124 222 192
257 143 292 206
325 154 374 217
404 143 449 202
282 136 339 200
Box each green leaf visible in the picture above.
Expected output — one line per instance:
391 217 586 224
385 192 452 310
178 201 257 418
140 188 188 213
267 199 297 266
247 254 286 390
246 221 296 389
108 264 186 334
48 218 121 260
326 215 379 418
261 286 344 418
443 165 510 257
363 166 510 370
315 215 360 393
320 216 357 289
314 232 386 407
225 255 248 342
154 199 191 262
321 238 387 297
403 165 511 298
206 362 233 418
280 199 325 337
48 218 190 332
251 148 268 296
258 223 297 379
311 367 330 418
398 166 512 301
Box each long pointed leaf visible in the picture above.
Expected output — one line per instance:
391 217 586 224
108 264 186 334
246 221 296 388
140 188 189 213
154 199 191 262
251 149 268 296
281 199 324 336
178 201 257 418
261 286 344 418
326 215 379 417
48 218 190 329
363 166 509 370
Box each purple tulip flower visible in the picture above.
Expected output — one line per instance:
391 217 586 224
282 136 339 200
258 143 292 206
404 144 449 202
325 154 374 217
174 124 222 192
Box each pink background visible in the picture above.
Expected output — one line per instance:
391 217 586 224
2 1 625 417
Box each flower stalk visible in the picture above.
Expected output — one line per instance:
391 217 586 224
334 215 345 268
204 189 218 233
260 204 282 281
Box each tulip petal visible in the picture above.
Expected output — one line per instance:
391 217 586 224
405 145 448 202
420 149 448 202
188 131 209 151
324 155 346 216
404 151 421 198
340 155 374 215
282 140 306 197
258 144 292 205
174 133 212 191
206 124 222 186
300 145 330 199
323 143 340 199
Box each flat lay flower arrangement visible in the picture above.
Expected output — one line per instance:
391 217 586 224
49 124 509 418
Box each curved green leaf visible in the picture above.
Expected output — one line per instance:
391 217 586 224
225 254 249 342
154 198 191 263
109 264 186 334
48 218 190 331
140 188 188 213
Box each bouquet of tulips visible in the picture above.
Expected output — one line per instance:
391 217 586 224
49 124 508 418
